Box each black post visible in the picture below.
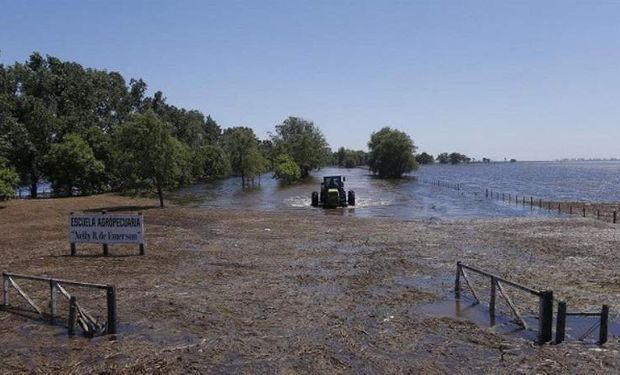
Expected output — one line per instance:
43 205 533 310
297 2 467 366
102 211 109 256
538 290 554 344
455 262 461 298
570 206 573 215
614 211 617 224
106 286 117 334
68 296 77 336
70 212 76 256
486 189 489 198
139 212 145 256
558 203 561 213
555 301 566 344
582 207 586 217
530 197 533 207
600 305 608 345
490 276 496 318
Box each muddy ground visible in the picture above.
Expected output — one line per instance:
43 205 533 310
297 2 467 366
0 195 618 374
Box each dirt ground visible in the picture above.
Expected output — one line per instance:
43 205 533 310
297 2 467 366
0 195 618 374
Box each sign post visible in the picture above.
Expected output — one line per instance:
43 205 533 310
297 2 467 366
68 211 145 256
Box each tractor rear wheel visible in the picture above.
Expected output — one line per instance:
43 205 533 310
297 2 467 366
348 191 356 206
311 192 319 207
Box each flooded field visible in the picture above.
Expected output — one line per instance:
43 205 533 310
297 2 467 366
172 161 620 219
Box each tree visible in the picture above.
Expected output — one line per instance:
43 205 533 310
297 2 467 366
0 167 18 200
43 133 105 196
272 117 330 178
113 110 191 208
437 153 450 164
193 144 231 179
223 127 266 187
367 127 418 178
273 154 301 184
416 152 434 165
449 152 470 164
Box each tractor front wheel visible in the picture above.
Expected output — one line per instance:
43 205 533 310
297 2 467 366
348 191 356 206
311 192 319 207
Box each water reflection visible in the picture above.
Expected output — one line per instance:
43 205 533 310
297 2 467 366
170 166 570 219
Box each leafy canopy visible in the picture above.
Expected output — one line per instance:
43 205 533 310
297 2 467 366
368 127 418 178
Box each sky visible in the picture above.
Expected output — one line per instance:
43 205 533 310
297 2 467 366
1 0 619 161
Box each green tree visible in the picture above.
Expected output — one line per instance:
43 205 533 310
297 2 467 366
449 152 470 164
416 152 434 165
0 167 18 200
223 127 266 187
273 154 301 184
367 127 418 178
43 133 105 196
113 110 191 208
193 144 231 179
272 117 330 178
437 153 450 164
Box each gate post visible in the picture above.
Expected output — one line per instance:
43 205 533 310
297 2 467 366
106 286 117 334
455 262 461 298
555 301 566 344
538 290 554 344
600 305 609 345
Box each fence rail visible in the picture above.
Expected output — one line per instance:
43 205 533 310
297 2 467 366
455 262 554 344
1 272 117 336
556 301 608 345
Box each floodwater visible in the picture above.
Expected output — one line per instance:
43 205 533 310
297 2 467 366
172 161 620 219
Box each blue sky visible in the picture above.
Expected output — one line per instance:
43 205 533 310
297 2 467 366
1 0 619 161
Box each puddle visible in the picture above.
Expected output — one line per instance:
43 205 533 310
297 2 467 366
417 295 620 344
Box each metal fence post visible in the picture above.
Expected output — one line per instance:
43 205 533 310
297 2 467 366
555 301 566 344
538 290 554 344
600 305 609 345
106 286 117 334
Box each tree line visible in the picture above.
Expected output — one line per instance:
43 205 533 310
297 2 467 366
0 53 422 204
415 152 472 165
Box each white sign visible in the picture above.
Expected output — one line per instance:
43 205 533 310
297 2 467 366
68 213 144 244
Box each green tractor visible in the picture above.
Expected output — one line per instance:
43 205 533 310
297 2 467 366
311 176 355 208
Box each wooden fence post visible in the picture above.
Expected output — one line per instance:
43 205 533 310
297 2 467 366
582 207 586 217
102 211 109 256
70 212 76 256
455 262 461 298
555 301 566 344
138 212 145 256
2 273 8 307
538 290 554 344
558 203 561 213
600 305 609 345
49 280 56 324
68 296 77 336
106 286 117 334
490 277 496 317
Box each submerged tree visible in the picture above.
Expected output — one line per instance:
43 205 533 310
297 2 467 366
415 152 434 165
367 127 418 178
273 154 301 184
272 117 330 179
223 127 267 187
